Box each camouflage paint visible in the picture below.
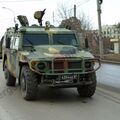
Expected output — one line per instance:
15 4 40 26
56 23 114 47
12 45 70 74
2 26 101 79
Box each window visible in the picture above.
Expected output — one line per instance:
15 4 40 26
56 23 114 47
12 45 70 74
104 31 106 35
23 34 49 46
10 37 19 50
10 36 14 49
53 34 77 45
13 37 19 50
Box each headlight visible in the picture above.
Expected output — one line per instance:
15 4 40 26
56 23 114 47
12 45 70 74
30 61 37 67
37 62 46 70
85 61 91 68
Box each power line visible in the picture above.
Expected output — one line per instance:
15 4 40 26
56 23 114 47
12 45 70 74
0 0 91 26
49 0 91 24
66 0 90 12
60 0 90 16
0 0 43 3
77 0 90 8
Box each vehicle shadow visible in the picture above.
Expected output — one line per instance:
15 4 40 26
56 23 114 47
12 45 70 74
36 86 93 104
0 82 94 104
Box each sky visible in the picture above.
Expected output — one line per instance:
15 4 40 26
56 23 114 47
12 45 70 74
0 0 120 38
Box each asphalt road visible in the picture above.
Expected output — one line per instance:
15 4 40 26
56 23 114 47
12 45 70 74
97 63 120 89
0 60 120 120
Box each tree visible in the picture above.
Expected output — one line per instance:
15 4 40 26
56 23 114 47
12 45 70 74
56 3 99 54
56 3 92 31
59 17 82 32
55 2 73 24
78 13 93 31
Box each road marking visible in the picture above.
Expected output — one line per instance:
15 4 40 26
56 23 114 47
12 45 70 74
96 87 120 104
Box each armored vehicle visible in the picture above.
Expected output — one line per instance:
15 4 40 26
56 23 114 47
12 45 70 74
2 11 100 100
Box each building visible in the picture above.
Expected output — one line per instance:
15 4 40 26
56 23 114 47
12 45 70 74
110 39 120 54
102 25 120 39
102 25 120 53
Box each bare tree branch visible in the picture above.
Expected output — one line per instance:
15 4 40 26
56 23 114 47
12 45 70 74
56 2 73 21
78 12 93 31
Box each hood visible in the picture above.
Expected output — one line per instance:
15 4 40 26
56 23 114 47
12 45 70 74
20 45 94 60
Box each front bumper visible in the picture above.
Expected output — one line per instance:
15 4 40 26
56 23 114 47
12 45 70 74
39 72 96 87
39 81 94 88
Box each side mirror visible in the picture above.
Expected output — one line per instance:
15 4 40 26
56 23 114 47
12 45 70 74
85 37 89 49
15 24 18 32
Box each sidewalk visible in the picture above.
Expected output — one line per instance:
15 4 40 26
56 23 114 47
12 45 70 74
101 59 120 64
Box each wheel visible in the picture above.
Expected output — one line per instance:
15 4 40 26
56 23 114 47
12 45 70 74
20 65 38 100
77 72 96 97
4 60 16 86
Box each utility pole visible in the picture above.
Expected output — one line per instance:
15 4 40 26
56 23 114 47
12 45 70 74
97 0 103 59
74 5 76 18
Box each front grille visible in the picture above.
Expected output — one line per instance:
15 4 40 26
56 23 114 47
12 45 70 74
68 61 82 69
48 59 82 73
54 61 64 69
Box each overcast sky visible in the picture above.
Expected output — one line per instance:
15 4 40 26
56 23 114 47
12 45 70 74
0 0 120 38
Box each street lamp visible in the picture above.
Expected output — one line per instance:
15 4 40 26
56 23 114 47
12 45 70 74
2 7 16 25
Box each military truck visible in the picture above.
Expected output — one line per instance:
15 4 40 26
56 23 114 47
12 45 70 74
2 11 100 100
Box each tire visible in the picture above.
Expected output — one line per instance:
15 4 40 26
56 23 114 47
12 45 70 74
4 60 16 86
20 65 38 100
77 72 96 97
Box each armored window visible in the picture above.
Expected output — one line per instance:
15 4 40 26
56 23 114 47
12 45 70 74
10 36 14 49
23 34 49 45
53 34 78 45
13 37 19 50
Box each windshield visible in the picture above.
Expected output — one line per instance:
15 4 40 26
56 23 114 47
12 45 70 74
23 34 49 46
53 34 78 45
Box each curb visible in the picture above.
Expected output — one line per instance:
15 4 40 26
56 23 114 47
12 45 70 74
97 82 120 94
100 60 120 65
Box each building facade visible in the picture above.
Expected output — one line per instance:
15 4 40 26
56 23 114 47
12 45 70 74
102 25 120 39
102 25 120 53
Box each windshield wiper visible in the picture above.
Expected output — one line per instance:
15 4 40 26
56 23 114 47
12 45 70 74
24 39 36 51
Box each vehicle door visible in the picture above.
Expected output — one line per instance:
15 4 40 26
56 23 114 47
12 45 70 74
9 36 19 76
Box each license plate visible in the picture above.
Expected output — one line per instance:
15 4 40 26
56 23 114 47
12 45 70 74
61 75 78 80
55 75 78 84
